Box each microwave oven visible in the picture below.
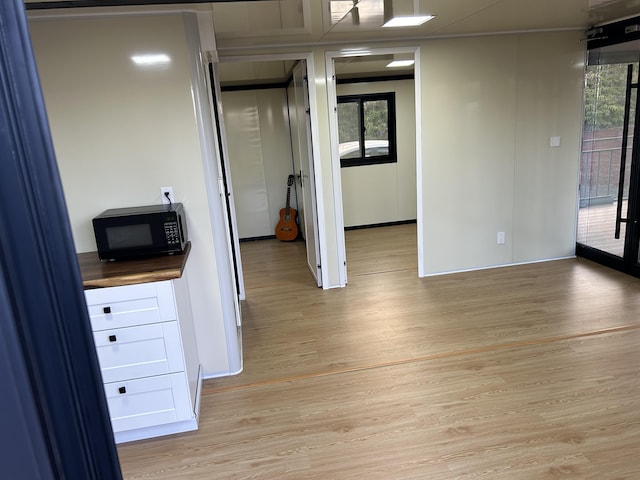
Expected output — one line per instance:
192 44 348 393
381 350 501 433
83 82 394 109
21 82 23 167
92 203 187 261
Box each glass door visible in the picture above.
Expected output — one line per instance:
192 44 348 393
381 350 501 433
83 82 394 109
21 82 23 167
577 37 640 275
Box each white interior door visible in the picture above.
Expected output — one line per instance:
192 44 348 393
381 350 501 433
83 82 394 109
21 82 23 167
288 72 304 234
289 61 322 286
207 62 246 311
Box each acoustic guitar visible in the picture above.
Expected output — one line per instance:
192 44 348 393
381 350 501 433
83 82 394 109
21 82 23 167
275 175 298 241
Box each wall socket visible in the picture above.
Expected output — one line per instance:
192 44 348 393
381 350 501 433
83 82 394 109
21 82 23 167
160 186 174 205
497 231 506 245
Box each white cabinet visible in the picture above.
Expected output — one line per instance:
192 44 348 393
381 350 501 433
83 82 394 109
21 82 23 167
85 277 201 444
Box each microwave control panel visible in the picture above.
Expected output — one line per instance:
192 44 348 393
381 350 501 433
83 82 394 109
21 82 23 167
164 221 180 245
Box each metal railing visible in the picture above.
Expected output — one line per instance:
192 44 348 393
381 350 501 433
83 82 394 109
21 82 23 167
580 133 632 206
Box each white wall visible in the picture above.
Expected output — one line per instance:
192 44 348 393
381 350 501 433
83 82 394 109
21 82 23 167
221 80 416 237
29 14 234 376
420 31 583 275
512 33 583 262
220 89 295 239
337 79 416 227
215 31 583 285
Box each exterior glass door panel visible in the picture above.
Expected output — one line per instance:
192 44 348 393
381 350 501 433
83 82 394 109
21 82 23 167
577 37 640 275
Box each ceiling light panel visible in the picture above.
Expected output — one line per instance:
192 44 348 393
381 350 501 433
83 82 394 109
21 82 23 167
386 59 415 67
382 0 435 28
382 14 434 27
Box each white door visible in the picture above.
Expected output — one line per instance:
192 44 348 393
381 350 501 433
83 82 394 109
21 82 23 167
289 61 322 286
207 62 246 314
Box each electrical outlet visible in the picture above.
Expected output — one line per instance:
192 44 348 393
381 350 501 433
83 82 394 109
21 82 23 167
160 186 174 205
497 231 506 245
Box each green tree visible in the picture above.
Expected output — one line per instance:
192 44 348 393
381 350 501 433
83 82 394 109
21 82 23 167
364 100 388 140
337 102 360 143
337 99 389 143
584 63 628 131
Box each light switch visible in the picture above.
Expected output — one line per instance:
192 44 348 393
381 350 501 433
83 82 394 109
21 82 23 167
550 136 561 148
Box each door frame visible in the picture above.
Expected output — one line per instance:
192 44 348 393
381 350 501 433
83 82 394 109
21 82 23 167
325 45 423 286
577 18 640 278
217 52 329 288
1 1 122 476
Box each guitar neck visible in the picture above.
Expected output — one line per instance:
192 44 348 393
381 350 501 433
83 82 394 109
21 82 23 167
285 174 294 215
285 186 291 214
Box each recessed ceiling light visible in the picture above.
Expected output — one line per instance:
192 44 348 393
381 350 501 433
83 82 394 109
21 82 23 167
340 48 373 56
386 60 415 68
131 54 171 66
382 15 434 28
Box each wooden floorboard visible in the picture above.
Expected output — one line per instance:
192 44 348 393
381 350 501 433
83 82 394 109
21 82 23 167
118 224 640 479
577 202 627 257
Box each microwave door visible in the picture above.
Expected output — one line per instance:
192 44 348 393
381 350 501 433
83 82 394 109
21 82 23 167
105 223 153 251
94 215 161 260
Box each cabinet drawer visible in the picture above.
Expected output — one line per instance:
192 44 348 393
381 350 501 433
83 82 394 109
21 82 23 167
85 281 176 331
94 322 185 384
105 373 192 433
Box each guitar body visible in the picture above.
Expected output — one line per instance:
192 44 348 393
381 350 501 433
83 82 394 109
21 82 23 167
275 174 299 241
275 207 298 241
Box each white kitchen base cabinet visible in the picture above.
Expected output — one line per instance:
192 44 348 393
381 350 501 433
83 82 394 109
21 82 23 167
84 276 201 444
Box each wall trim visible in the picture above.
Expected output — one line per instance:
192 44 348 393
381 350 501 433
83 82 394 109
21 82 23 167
239 235 278 242
337 73 414 85
26 0 250 9
221 81 289 92
422 256 577 278
216 28 584 55
345 219 416 231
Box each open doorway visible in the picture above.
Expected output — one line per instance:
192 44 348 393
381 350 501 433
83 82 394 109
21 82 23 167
214 53 325 288
325 47 422 284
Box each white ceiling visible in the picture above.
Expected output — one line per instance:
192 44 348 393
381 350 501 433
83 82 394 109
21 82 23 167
23 0 640 84
211 0 640 85
211 0 639 51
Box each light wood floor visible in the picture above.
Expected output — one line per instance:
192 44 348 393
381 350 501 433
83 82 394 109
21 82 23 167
118 224 640 479
577 202 627 257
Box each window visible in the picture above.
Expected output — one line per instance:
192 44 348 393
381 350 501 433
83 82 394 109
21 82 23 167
337 92 397 167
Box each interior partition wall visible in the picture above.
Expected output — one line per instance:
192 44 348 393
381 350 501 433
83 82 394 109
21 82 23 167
577 17 640 277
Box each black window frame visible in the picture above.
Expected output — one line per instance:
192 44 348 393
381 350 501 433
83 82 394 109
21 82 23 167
337 92 397 168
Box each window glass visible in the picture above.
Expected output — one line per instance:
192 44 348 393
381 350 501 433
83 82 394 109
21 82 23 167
337 92 396 167
338 101 362 159
363 100 389 158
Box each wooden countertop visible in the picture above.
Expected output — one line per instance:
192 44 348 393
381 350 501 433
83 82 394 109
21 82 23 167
78 242 191 289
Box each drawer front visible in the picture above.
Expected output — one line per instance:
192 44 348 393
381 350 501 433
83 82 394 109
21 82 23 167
105 373 192 433
85 281 176 331
94 322 185 384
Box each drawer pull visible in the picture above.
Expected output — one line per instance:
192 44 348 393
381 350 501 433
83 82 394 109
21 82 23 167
108 334 117 343
118 386 126 394
103 306 111 314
